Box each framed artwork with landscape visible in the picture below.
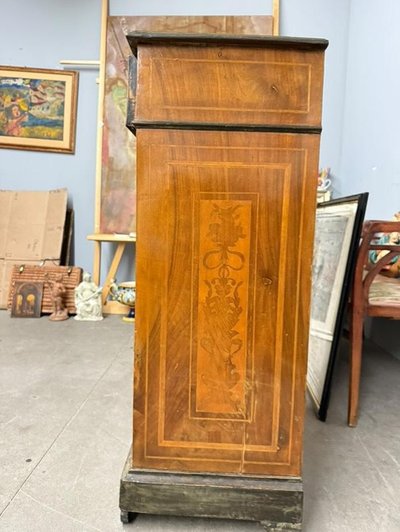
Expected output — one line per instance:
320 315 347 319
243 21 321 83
0 66 78 153
307 193 368 421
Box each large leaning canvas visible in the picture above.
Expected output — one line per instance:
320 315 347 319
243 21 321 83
100 16 273 234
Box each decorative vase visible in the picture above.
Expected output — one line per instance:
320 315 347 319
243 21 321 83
109 280 136 322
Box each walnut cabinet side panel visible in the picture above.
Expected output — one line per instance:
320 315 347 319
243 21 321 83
133 129 320 477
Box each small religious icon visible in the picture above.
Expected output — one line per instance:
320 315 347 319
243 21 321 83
11 281 43 318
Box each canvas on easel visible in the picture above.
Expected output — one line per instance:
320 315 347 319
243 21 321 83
89 12 277 314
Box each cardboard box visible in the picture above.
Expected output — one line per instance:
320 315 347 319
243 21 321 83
0 189 67 261
0 189 67 308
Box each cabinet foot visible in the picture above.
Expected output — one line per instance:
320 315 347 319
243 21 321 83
120 510 137 524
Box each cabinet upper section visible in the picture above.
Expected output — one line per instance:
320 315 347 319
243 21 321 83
127 33 328 132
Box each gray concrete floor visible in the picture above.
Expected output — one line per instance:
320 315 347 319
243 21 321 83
0 312 399 532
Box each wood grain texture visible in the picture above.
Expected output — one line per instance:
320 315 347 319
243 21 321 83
121 16 274 36
133 129 320 477
131 36 326 480
133 40 325 128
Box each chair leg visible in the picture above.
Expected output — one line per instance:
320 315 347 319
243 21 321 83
348 309 364 427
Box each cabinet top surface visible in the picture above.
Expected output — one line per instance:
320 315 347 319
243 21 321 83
127 32 329 55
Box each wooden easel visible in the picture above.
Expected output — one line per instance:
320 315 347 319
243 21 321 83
89 0 137 314
87 232 136 314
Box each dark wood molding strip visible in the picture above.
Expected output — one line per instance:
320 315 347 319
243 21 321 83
127 120 322 135
127 32 329 56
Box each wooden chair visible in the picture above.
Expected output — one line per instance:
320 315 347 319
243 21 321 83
348 220 400 426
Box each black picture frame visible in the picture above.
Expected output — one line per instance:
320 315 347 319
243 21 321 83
307 193 369 421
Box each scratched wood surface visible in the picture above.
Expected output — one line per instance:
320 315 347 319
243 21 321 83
132 37 326 477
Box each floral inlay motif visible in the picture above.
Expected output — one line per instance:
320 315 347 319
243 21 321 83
200 203 246 409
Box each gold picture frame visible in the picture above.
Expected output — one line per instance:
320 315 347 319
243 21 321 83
0 66 78 153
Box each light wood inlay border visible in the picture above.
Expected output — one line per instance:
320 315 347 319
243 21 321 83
149 58 312 114
135 131 319 476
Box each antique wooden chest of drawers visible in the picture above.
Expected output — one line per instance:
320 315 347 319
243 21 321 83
120 33 328 531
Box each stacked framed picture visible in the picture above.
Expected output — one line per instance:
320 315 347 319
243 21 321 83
307 193 369 420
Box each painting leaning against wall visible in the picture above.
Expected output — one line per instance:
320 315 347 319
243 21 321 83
100 16 273 234
0 66 78 153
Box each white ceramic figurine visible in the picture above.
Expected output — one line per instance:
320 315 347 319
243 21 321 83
74 272 103 321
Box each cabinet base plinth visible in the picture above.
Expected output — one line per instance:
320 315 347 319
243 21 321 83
119 449 303 530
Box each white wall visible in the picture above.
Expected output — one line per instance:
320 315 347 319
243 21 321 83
340 0 400 219
340 0 400 355
281 0 351 196
0 0 101 272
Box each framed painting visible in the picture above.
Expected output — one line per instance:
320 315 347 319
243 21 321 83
0 66 78 153
11 281 43 318
307 193 368 421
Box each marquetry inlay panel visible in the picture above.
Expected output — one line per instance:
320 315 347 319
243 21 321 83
133 129 320 477
135 45 324 127
194 196 254 419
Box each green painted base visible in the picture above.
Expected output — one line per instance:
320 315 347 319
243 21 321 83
119 448 303 530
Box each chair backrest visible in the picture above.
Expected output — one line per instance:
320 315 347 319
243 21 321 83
353 220 400 318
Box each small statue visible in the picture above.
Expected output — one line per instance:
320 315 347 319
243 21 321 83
74 272 103 321
46 274 69 321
